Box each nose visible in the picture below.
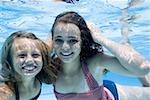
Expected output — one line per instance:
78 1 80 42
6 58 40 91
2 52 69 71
62 41 70 51
25 55 34 64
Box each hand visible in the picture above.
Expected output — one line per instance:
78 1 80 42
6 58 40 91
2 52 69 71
86 21 103 43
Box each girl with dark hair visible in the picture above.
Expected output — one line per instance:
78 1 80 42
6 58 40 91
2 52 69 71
48 11 150 100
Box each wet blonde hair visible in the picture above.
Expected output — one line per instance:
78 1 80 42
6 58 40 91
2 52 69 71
0 31 60 84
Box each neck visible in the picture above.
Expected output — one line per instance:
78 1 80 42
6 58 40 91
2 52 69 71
17 77 36 89
62 56 81 76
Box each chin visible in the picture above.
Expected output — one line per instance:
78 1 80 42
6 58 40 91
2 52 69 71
61 58 74 63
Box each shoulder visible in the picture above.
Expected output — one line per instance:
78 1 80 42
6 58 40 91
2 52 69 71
87 53 120 73
0 82 12 93
0 82 14 100
85 54 108 74
87 53 115 68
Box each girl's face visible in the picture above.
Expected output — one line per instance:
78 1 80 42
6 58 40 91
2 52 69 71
11 38 43 77
53 22 81 63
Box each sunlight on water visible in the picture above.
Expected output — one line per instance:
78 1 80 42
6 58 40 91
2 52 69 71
0 0 150 99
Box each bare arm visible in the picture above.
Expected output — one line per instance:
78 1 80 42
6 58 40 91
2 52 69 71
0 83 14 100
138 73 150 87
88 22 150 76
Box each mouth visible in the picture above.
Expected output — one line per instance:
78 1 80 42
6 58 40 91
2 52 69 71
21 65 39 74
60 52 74 58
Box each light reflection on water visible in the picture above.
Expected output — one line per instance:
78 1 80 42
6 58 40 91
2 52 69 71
0 0 150 99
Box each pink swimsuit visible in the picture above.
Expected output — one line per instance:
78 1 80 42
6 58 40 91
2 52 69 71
54 62 113 100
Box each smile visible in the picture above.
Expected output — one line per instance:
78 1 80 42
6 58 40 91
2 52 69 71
60 52 74 58
21 65 38 73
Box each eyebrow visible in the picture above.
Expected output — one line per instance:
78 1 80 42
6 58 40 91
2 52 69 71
55 36 77 39
55 36 62 38
68 36 76 39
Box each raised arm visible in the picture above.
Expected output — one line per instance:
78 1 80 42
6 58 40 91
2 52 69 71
87 22 150 76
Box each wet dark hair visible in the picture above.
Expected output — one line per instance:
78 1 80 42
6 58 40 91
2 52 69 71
51 11 103 61
63 0 79 3
0 31 59 84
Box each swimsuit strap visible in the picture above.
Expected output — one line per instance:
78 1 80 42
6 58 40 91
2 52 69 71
30 80 42 100
31 88 41 100
81 61 99 90
14 80 42 100
14 82 19 100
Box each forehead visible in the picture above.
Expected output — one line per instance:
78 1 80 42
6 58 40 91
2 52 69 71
54 22 81 38
12 38 39 51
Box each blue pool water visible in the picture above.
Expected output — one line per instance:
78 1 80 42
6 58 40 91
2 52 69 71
0 0 150 99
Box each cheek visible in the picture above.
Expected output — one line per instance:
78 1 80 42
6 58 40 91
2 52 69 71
36 57 43 65
54 42 60 49
72 43 81 52
54 44 61 52
54 44 60 49
12 59 22 72
73 44 80 49
13 58 22 65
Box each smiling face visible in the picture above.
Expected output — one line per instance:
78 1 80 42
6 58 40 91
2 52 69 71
11 38 43 77
53 22 81 63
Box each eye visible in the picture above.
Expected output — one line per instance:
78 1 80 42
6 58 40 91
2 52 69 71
32 53 41 58
54 39 64 44
18 53 26 58
68 39 78 44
